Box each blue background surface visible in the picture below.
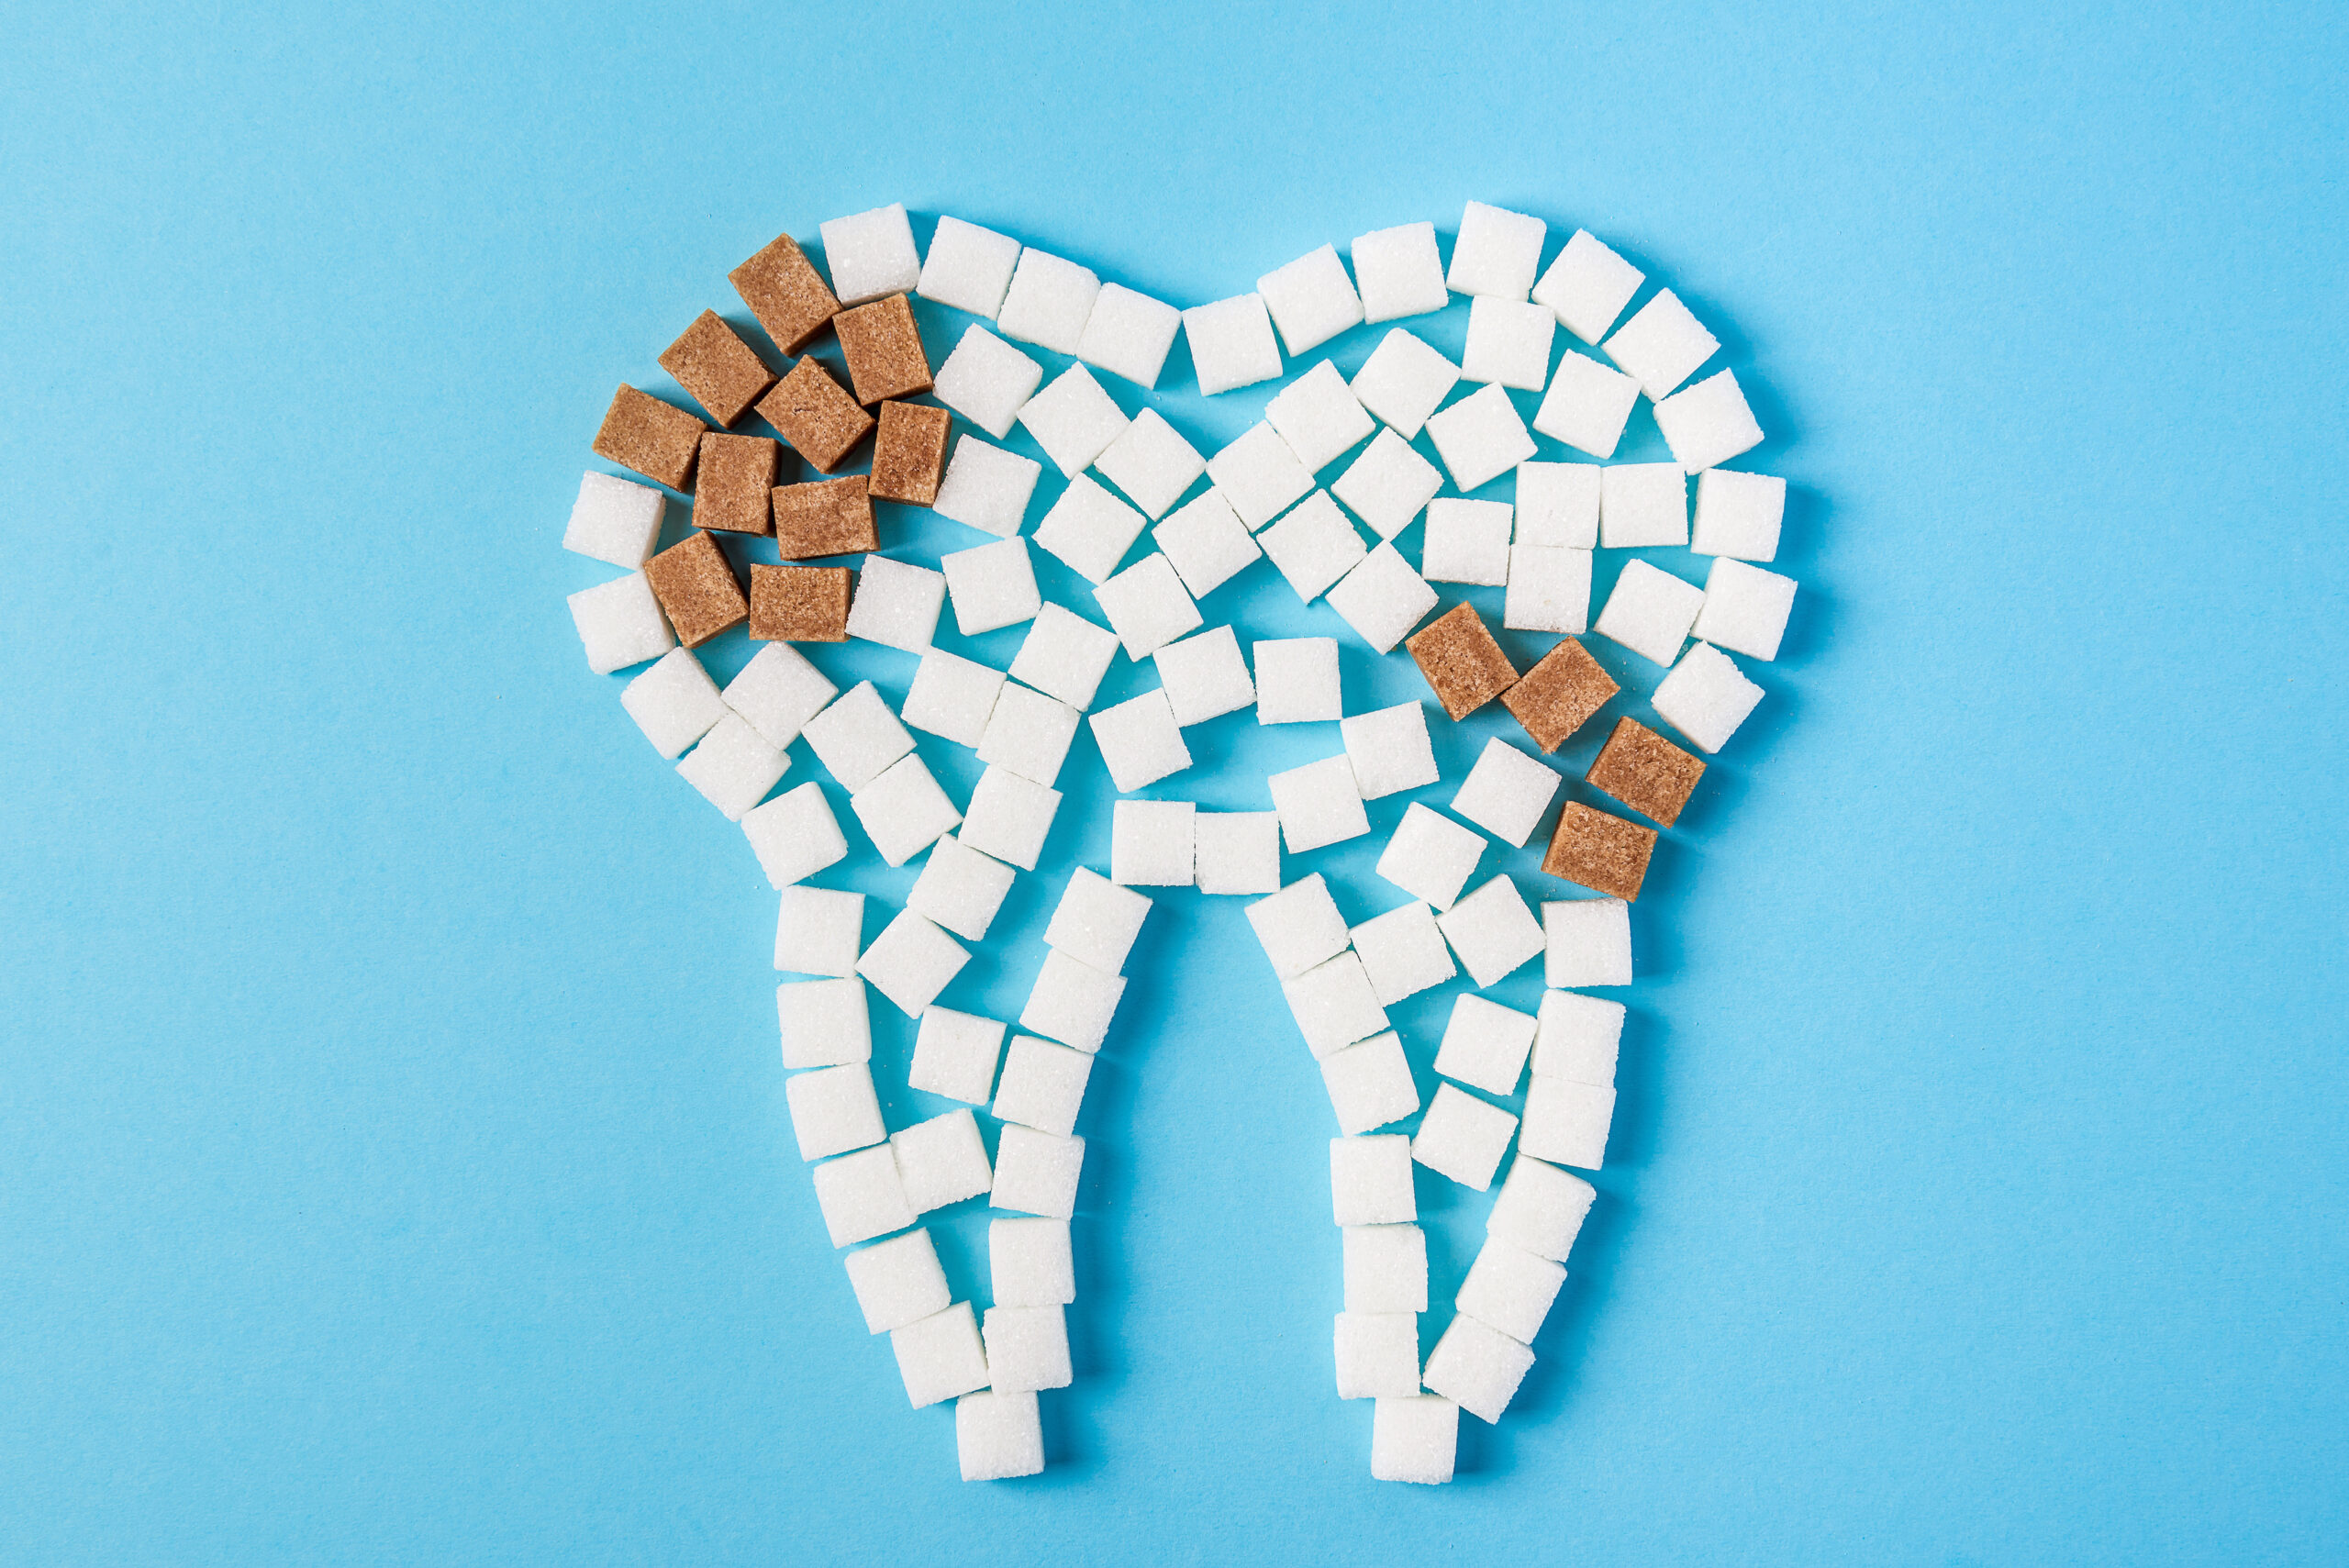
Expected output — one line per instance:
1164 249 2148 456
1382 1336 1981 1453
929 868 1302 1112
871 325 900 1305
3 3 2344 1562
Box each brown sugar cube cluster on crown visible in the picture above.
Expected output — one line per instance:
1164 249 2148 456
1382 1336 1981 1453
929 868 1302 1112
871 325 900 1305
756 358 876 473
869 402 951 505
1406 604 1520 719
774 475 878 560
1501 637 1619 753
643 531 748 648
693 434 780 535
728 233 841 354
592 385 707 491
751 565 852 642
1585 717 1706 828
657 311 777 428
833 295 934 406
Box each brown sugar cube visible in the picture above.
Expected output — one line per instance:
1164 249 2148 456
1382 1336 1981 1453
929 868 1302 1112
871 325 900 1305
642 530 748 648
1405 603 1520 720
692 433 780 535
1501 636 1620 753
755 358 875 473
750 564 852 641
592 384 707 491
1542 800 1658 901
772 475 878 561
1586 717 1707 827
728 232 841 354
833 295 934 405
656 311 778 428
869 401 951 505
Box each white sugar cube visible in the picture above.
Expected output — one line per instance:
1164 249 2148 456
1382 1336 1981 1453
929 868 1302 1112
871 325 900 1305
991 1125 1085 1218
1344 1222 1428 1313
1520 1077 1615 1170
1017 364 1130 479
1335 1312 1421 1399
1372 1395 1458 1485
1327 543 1438 654
1412 1084 1518 1191
1461 295 1556 390
1350 329 1460 439
1094 552 1202 658
1532 989 1624 1086
851 752 962 866
933 326 1045 439
1153 489 1262 598
1075 282 1182 389
932 436 1044 538
1352 221 1449 322
819 203 918 305
1423 1313 1533 1423
907 834 1016 941
1437 874 1548 989
1433 994 1538 1098
940 537 1042 636
1153 625 1255 726
743 781 849 889
568 571 674 674
989 1215 1075 1305
1350 901 1457 1006
1109 798 1196 887
1531 349 1642 459
1258 242 1365 354
1259 491 1367 602
1514 461 1602 549
1285 951 1390 1057
890 1301 990 1408
1487 1153 1597 1261
1264 360 1376 472
843 1228 951 1333
902 648 1007 748
622 647 727 757
777 976 871 1070
776 885 864 976
1599 462 1689 548
1655 367 1764 473
1093 407 1206 519
982 1304 1072 1393
1602 288 1719 399
1205 422 1313 530
1458 1237 1567 1345
1331 428 1444 542
909 1005 1009 1103
785 1062 886 1162
1595 559 1705 665
1268 754 1370 853
1087 689 1191 793
1193 811 1282 895
892 1107 994 1213
1502 544 1592 635
1252 637 1341 724
1651 640 1765 753
1532 229 1643 344
677 713 788 820
1010 602 1119 710
975 681 1081 787
564 471 665 566
1545 896 1631 987
955 1389 1044 1482
1019 950 1127 1053
1420 499 1513 585
995 249 1100 356
1376 802 1486 910
992 1035 1093 1138
1692 557 1796 661
1331 1134 1418 1226
1320 1030 1420 1134
1450 739 1562 847
1183 293 1283 395
844 554 946 652
856 908 970 1018
723 641 837 749
811 1144 916 1247
1425 383 1536 493
1341 701 1438 801
1031 473 1148 585
1245 873 1351 978
958 764 1063 871
917 215 1021 319
1448 201 1544 300
1690 468 1786 562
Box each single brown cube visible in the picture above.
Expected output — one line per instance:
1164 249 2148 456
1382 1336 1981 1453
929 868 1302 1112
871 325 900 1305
728 232 841 354
869 401 951 505
1586 717 1707 827
772 475 878 560
1406 603 1520 720
833 295 934 405
692 433 780 535
1501 636 1620 752
750 564 852 641
657 310 778 427
642 530 748 648
1542 800 1658 901
592 384 707 491
755 358 876 473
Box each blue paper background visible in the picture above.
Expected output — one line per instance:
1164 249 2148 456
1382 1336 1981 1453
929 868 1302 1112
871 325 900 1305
4 3 2344 1562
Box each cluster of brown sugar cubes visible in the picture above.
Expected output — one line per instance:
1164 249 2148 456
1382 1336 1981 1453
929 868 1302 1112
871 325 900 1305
585 232 950 650
1405 601 1709 903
